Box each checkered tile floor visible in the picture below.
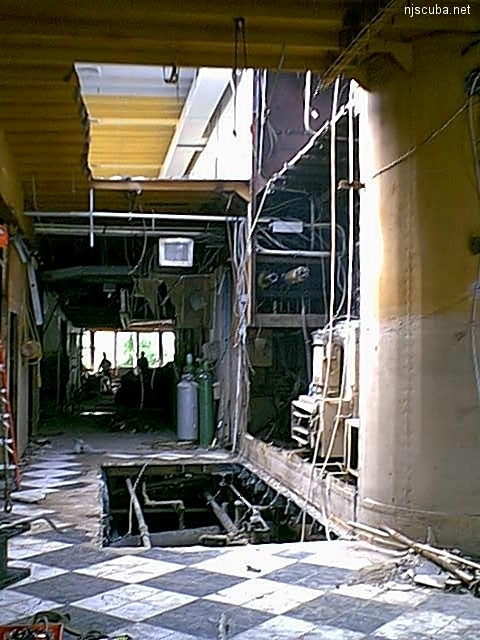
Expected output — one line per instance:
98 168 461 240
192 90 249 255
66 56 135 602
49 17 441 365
3 448 480 638
6 536 480 639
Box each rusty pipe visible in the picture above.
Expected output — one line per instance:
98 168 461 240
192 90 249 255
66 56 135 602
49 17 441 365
204 491 238 535
142 483 185 529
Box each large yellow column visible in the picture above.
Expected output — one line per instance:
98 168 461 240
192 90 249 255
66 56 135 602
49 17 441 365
358 35 480 551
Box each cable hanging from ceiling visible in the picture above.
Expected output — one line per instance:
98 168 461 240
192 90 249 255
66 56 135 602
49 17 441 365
298 75 345 542
232 16 248 138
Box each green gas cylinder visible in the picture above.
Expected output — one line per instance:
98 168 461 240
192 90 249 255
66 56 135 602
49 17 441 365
198 361 214 447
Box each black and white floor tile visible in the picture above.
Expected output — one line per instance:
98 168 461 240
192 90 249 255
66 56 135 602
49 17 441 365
3 449 480 638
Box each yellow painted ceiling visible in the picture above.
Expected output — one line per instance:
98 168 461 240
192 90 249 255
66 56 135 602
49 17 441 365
0 0 478 214
84 95 185 180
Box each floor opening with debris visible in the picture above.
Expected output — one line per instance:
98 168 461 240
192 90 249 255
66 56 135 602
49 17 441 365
2 429 480 640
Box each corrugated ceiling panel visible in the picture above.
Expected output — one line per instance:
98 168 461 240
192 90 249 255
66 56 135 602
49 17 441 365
82 94 186 179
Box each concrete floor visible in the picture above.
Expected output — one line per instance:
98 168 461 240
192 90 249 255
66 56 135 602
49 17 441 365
2 430 480 639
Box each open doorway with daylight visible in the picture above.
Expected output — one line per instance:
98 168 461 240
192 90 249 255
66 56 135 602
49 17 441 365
78 328 177 424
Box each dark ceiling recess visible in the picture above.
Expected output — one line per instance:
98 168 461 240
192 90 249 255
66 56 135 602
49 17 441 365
38 221 230 329
259 71 334 180
253 76 360 326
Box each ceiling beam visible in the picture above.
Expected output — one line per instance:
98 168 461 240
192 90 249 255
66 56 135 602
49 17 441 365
91 179 250 201
0 1 345 25
0 26 340 52
0 45 332 72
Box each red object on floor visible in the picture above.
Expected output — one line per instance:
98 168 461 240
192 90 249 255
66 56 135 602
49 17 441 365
0 226 8 249
0 623 64 639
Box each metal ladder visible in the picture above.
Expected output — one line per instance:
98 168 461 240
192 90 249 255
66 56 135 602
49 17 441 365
0 342 20 513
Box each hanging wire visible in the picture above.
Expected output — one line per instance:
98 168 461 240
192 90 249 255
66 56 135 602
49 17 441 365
317 81 358 481
299 76 341 542
232 17 248 137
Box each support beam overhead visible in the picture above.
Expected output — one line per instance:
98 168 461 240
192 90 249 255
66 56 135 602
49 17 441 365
90 179 250 201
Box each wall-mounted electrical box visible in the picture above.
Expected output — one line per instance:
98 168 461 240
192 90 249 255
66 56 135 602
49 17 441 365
159 238 194 267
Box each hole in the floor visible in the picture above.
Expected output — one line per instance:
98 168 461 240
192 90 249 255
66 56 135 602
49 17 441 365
101 464 328 548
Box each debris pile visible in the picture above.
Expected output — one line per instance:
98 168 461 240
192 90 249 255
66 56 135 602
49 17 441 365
350 521 480 596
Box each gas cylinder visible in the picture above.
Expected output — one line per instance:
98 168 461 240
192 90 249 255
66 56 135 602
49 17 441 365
177 374 198 441
198 362 214 447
